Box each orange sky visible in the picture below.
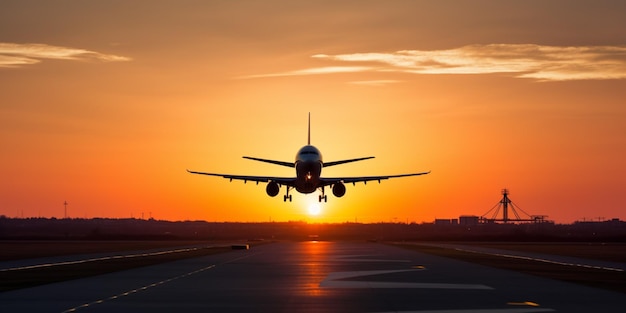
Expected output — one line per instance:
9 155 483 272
1 1 625 223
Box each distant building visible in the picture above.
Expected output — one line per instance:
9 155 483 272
459 215 480 226
434 219 458 225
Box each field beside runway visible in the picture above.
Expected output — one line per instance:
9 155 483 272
0 241 237 291
460 242 626 262
393 242 626 293
0 240 222 261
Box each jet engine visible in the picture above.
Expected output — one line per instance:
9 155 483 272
266 181 280 197
332 182 346 197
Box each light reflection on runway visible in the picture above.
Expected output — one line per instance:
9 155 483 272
299 241 329 297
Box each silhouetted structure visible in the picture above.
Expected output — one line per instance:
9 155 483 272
481 189 548 224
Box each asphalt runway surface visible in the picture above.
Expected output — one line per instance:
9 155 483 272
1 241 624 312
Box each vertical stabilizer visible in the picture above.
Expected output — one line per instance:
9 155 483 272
308 112 311 145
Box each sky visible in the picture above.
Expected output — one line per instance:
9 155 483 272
1 0 625 223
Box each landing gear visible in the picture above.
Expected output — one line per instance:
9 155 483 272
318 186 327 202
283 186 292 202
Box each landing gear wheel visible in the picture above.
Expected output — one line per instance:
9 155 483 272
319 186 327 203
283 187 292 202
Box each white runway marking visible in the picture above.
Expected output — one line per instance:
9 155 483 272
320 269 493 290
331 254 411 263
324 269 422 280
60 252 257 313
371 308 554 313
0 245 224 272
451 247 624 272
60 264 216 313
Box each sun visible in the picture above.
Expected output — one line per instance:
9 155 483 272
307 202 322 216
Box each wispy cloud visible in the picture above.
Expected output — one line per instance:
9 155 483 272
0 43 131 68
348 80 401 86
239 66 372 79
246 44 626 82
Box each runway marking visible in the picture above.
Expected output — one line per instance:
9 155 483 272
452 247 624 272
320 269 493 290
507 302 540 307
0 245 226 272
371 308 554 313
324 269 424 281
331 254 411 263
60 252 258 313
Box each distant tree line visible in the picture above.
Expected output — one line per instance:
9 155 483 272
0 216 625 241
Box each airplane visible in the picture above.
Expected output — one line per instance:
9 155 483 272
187 114 430 202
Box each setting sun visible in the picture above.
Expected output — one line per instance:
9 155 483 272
307 202 322 216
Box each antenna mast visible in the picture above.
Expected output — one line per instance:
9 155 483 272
481 189 548 223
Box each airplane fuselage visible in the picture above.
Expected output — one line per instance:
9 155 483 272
294 145 322 193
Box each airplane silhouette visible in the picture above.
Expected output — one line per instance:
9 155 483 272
187 114 430 202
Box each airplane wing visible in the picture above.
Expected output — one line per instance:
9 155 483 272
319 171 430 186
324 156 375 167
242 156 294 168
186 170 297 186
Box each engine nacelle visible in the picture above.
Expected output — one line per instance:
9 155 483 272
332 182 346 197
266 181 280 197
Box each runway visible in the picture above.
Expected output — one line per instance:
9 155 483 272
1 241 623 312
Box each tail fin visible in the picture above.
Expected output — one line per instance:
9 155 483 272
307 112 311 145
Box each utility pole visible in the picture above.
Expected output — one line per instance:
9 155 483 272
64 201 68 219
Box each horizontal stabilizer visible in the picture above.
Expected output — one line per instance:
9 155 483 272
324 156 375 167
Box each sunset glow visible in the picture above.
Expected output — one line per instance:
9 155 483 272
1 1 625 224
308 202 322 217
